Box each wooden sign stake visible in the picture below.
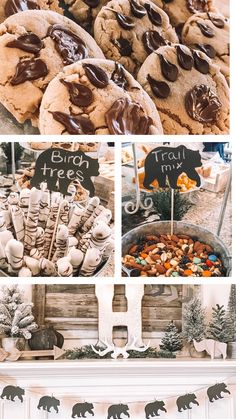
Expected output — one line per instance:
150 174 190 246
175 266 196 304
170 188 174 236
11 142 16 185
1 346 65 362
48 199 63 261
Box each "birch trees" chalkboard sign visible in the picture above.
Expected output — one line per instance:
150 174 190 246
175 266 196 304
30 148 100 196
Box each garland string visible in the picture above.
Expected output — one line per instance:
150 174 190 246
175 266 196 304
0 373 235 404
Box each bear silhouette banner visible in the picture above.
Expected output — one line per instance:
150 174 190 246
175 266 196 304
0 385 25 403
176 393 199 412
30 148 100 197
0 382 231 414
143 145 202 190
37 395 60 413
207 383 231 402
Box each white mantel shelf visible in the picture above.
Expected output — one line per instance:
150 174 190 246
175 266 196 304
1 358 236 375
1 359 236 419
1 359 236 400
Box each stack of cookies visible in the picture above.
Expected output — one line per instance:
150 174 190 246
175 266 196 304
0 0 229 135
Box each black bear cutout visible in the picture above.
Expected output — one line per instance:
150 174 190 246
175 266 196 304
107 403 130 419
145 400 167 418
37 395 60 413
143 145 202 190
0 385 25 403
72 402 94 417
207 383 231 403
30 148 100 197
176 393 199 412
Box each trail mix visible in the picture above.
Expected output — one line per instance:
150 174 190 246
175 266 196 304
122 234 226 277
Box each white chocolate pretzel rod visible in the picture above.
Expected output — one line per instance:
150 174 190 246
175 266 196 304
24 188 41 252
38 190 50 227
0 189 113 277
44 203 60 258
10 205 25 242
52 225 69 262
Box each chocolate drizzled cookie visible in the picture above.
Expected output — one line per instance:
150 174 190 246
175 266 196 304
182 12 229 83
0 0 62 23
0 10 104 125
137 43 229 134
94 0 178 75
39 58 163 135
151 0 215 30
63 0 108 34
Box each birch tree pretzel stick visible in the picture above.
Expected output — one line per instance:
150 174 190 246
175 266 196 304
48 199 64 261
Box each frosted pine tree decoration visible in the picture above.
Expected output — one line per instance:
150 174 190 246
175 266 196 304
182 297 206 343
0 285 38 339
207 304 232 343
159 321 183 355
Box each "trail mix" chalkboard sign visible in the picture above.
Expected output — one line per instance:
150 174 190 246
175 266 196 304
143 145 202 190
30 148 100 196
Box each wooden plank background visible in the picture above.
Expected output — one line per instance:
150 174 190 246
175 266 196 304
33 285 183 334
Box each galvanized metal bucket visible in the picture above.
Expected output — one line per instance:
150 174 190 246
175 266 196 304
122 221 231 276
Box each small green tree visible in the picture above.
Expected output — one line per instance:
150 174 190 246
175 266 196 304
207 304 232 343
151 190 191 221
227 285 236 342
0 285 38 339
159 321 183 353
182 297 206 343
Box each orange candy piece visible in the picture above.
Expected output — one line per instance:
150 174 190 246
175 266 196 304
141 253 148 259
184 269 193 276
164 262 171 270
202 271 212 277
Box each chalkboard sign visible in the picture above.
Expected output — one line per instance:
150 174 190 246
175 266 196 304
30 148 99 196
143 145 202 190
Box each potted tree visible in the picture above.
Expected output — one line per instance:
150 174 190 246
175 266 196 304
227 285 236 358
182 297 207 357
206 304 232 358
0 142 24 174
0 285 38 351
159 321 183 358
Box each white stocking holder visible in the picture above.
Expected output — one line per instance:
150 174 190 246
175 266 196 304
92 285 149 359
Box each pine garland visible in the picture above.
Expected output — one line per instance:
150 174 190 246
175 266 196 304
64 346 176 360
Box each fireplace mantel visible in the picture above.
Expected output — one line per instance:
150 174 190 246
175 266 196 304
1 359 236 400
1 359 236 419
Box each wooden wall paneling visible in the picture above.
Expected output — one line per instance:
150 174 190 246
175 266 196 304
34 285 184 338
32 285 46 328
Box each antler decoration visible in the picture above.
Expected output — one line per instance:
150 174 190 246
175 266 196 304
91 336 150 359
124 143 153 215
